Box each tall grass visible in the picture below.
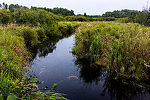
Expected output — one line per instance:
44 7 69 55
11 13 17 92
0 26 29 77
0 24 73 99
0 25 30 99
73 22 150 81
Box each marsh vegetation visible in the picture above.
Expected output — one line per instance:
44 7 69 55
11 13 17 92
0 2 150 100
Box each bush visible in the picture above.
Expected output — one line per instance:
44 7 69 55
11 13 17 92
65 16 89 22
117 17 136 23
65 16 116 22
21 27 38 47
0 9 11 24
58 22 80 36
35 27 47 40
92 17 116 21
136 11 150 26
12 9 55 25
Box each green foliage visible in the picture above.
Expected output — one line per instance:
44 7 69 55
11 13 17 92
65 16 89 22
11 8 65 36
0 26 29 98
0 25 69 100
0 9 11 24
0 94 17 100
7 95 16 100
0 94 3 100
52 7 74 16
117 17 136 23
12 8 57 25
65 16 116 22
31 6 75 16
43 24 61 36
12 8 38 25
73 22 150 81
0 2 28 12
102 9 139 18
0 3 65 25
0 27 29 78
52 83 59 89
0 3 80 100
91 17 116 21
136 11 150 26
35 27 47 40
58 22 81 36
21 27 38 47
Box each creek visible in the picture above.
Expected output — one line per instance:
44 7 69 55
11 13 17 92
28 35 150 100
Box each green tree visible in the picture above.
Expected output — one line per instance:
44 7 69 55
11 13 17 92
136 11 150 26
31 7 75 16
102 9 139 18
0 9 11 24
9 4 15 12
84 13 87 17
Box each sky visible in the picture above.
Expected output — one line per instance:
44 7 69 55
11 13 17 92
0 0 149 15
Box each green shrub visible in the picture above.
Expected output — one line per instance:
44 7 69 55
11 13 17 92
35 27 47 40
136 11 150 26
58 22 80 36
65 16 89 22
12 9 55 25
0 9 11 24
65 16 116 22
117 17 136 23
92 17 116 21
21 27 38 47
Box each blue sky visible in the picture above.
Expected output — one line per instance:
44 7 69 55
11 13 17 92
0 0 149 15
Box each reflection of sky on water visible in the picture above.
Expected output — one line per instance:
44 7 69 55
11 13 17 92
28 35 150 100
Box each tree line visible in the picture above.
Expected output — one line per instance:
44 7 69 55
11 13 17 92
0 2 150 26
102 9 139 18
31 7 75 16
0 2 75 16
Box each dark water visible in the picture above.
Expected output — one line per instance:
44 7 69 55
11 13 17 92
28 35 150 100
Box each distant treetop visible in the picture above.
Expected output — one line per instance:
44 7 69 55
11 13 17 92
102 9 139 18
31 6 75 16
0 2 75 16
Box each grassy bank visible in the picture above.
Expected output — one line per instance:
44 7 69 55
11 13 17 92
73 22 150 82
0 22 80 99
58 22 81 37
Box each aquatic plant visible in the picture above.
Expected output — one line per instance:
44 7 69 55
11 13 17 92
73 22 150 81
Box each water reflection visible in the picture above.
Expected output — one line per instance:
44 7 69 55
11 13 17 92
75 58 104 84
75 58 150 100
29 34 150 100
30 33 73 59
30 36 65 59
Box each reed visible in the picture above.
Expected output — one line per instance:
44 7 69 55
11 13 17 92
73 22 150 81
